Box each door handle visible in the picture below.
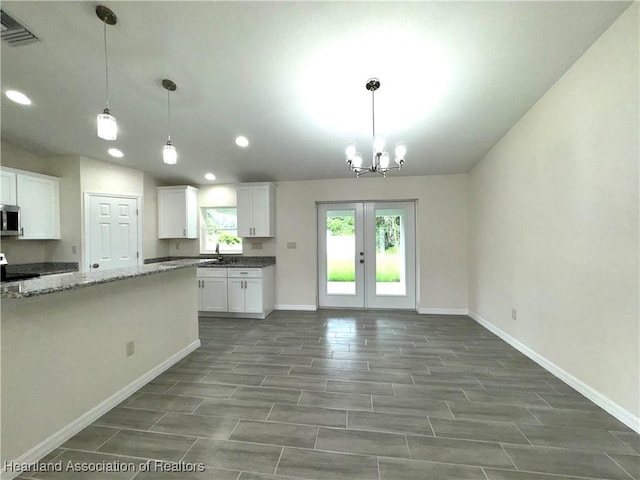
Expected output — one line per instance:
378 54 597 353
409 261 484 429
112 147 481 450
92 263 99 269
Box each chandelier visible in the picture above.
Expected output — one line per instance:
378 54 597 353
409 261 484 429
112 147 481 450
345 78 406 177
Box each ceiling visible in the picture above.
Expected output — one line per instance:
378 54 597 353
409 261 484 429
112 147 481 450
0 1 631 185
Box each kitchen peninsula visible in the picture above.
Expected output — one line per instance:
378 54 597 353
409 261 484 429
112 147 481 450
0 259 211 469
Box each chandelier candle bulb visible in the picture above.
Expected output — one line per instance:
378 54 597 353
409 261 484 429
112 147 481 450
346 144 356 161
380 152 390 169
373 137 385 154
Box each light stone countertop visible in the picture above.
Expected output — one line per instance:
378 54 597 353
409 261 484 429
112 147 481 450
0 259 216 299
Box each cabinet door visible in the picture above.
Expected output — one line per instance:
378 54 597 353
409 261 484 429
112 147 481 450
158 189 187 238
251 185 270 236
17 174 60 239
236 186 252 237
227 278 246 312
0 170 17 205
201 278 228 312
244 278 263 313
185 187 199 238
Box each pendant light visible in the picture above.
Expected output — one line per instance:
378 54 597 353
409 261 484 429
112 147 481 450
162 79 177 165
96 6 118 140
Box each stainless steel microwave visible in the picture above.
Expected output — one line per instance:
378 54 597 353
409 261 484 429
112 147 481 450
0 205 21 236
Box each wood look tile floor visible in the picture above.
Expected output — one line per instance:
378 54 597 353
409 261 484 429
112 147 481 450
23 311 639 480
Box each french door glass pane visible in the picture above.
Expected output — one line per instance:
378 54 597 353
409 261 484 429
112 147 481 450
326 210 356 295
375 209 405 296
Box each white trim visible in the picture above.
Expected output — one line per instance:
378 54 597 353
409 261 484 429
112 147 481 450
418 308 469 315
468 310 640 434
83 193 143 273
275 304 317 311
1 340 201 480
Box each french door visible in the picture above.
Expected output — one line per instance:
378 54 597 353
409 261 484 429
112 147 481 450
318 201 416 309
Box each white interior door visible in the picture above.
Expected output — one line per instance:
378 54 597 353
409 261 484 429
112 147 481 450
87 194 140 272
318 201 416 309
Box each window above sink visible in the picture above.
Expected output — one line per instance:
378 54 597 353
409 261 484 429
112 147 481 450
200 207 243 255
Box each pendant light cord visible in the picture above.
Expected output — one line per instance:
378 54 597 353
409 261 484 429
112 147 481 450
167 89 172 141
371 88 376 141
103 21 109 107
371 87 376 166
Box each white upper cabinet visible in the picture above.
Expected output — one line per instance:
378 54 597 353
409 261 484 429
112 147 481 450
158 186 199 239
0 167 60 239
236 183 275 237
17 173 60 239
0 169 17 205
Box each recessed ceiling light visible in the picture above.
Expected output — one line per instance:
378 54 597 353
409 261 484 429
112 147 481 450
108 148 124 158
5 90 32 106
204 173 216 181
235 136 249 148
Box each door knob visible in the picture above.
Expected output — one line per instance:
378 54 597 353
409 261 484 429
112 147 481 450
92 263 99 269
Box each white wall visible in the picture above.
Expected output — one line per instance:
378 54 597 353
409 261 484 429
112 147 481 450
274 175 468 311
1 268 199 465
468 3 639 424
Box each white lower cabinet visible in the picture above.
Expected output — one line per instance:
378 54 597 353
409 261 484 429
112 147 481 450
198 265 274 319
197 268 227 312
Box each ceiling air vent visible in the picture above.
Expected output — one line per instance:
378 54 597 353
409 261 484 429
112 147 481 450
1 10 39 46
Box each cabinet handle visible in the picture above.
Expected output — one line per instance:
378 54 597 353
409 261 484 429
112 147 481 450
183 229 186 237
20 227 24 236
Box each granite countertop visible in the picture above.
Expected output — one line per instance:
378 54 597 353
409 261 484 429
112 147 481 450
1 259 215 299
147 256 276 269
4 262 79 276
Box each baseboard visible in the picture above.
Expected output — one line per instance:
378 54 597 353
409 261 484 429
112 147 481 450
468 310 640 434
418 308 469 315
275 304 317 311
1 339 201 480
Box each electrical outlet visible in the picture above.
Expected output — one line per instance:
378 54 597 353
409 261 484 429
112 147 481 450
287 242 297 249
252 242 263 250
71 245 77 254
511 309 517 320
126 341 135 357
175 242 180 250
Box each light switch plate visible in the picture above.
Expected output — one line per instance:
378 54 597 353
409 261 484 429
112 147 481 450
287 242 297 249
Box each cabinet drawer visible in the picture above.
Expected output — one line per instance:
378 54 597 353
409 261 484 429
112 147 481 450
197 268 227 278
227 268 262 278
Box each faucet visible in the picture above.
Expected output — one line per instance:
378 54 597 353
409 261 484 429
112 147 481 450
215 243 222 261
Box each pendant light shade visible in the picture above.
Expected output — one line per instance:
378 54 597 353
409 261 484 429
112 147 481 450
163 141 177 165
97 108 117 140
96 6 118 141
162 79 178 165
